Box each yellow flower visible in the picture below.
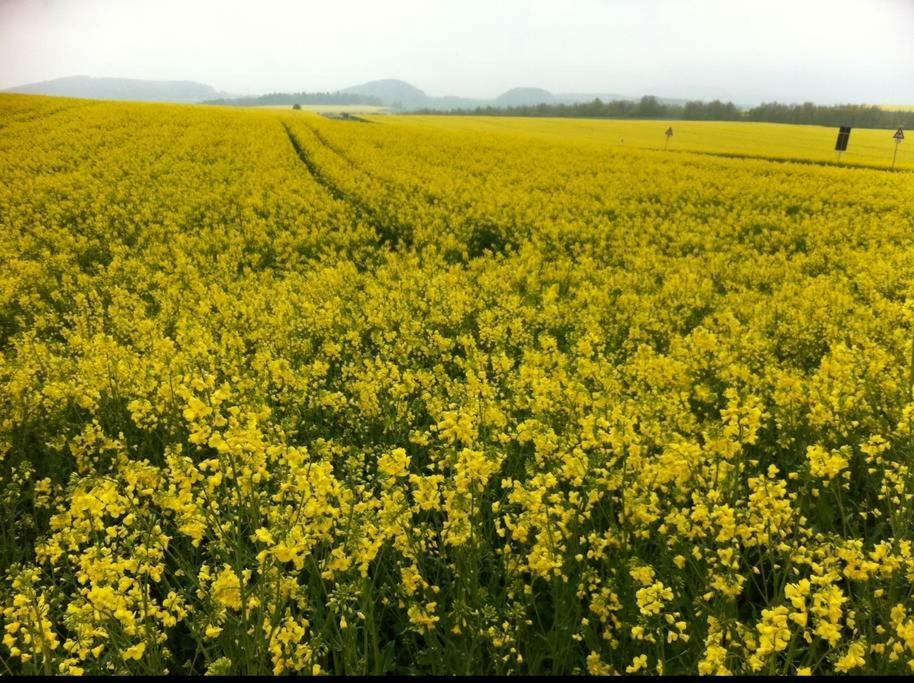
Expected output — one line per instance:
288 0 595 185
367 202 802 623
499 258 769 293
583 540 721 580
806 445 849 480
122 642 146 661
625 654 648 673
586 652 612 675
835 641 866 673
211 565 243 611
407 603 440 633
378 448 411 479
635 582 673 617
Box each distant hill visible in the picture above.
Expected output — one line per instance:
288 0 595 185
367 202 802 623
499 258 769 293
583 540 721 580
495 87 555 107
340 79 429 108
4 76 220 103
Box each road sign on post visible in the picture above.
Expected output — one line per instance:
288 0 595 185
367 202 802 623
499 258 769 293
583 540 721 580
892 128 904 170
664 127 673 151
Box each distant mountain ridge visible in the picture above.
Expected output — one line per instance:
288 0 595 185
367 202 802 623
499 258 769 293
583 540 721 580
339 79 644 111
4 76 222 102
495 87 555 107
340 79 429 108
3 75 687 110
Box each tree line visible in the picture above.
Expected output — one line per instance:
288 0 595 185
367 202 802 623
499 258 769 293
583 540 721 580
414 96 914 130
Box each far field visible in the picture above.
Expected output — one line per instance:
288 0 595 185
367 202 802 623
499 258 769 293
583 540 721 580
258 103 390 114
377 115 911 170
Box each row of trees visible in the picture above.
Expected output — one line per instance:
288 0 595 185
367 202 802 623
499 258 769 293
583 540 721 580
745 102 912 129
416 96 913 130
414 96 691 119
205 92 382 107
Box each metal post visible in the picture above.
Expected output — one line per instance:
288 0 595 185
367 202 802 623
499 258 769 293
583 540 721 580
892 128 905 170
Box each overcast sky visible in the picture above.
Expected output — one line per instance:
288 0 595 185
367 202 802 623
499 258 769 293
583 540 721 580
1 0 912 104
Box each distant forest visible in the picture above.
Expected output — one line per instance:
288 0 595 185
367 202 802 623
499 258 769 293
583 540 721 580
205 92 382 106
416 96 914 129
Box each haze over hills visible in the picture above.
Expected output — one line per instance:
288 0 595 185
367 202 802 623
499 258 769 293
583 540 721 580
339 79 490 109
339 79 429 108
494 87 555 107
206 78 642 110
338 79 643 110
3 76 224 102
3 75 718 110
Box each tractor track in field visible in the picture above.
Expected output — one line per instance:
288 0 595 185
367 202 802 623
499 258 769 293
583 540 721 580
282 121 347 202
300 121 443 205
290 120 523 261
302 123 360 169
281 121 413 249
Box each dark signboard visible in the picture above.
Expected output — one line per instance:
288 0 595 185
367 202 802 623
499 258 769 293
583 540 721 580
835 126 851 152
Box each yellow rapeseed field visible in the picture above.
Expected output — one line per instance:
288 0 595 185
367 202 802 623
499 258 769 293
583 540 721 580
1 92 914 675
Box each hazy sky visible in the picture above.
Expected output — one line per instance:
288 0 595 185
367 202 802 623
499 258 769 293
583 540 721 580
1 0 912 104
